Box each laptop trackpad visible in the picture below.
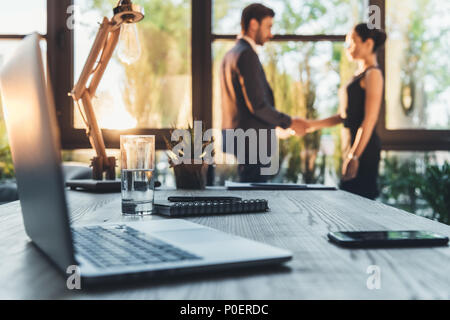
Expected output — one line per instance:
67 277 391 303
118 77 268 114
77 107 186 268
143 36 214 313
155 228 238 244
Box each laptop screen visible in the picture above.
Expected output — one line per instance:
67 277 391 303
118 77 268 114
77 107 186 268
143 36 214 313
0 33 76 272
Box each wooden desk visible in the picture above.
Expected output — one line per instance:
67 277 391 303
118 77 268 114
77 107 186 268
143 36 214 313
0 188 449 299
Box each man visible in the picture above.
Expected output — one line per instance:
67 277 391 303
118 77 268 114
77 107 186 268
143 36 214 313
220 3 306 182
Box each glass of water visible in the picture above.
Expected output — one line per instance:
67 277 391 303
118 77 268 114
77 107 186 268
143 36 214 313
120 135 155 215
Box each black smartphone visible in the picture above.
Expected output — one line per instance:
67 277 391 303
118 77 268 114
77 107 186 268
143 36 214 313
168 196 242 202
328 230 449 248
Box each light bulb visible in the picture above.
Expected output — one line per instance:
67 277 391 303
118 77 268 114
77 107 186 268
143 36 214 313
118 22 141 65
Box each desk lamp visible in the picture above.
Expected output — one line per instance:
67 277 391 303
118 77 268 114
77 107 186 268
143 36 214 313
70 0 144 181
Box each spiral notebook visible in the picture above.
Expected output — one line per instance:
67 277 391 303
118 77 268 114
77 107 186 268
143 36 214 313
153 198 269 217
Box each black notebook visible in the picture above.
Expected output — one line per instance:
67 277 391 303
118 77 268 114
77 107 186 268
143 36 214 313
153 198 269 217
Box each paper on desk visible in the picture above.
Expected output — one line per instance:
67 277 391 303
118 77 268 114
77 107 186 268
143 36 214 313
224 181 337 191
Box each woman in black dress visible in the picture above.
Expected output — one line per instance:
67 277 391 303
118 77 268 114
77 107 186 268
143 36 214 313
303 23 387 200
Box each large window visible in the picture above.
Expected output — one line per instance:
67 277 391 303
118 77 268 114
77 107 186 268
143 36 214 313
212 0 366 184
1 1 448 153
0 0 48 180
0 0 448 190
51 0 191 150
385 0 450 130
40 0 447 152
378 0 450 150
73 0 192 130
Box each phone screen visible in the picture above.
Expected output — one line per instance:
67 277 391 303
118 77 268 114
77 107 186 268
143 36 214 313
339 231 446 241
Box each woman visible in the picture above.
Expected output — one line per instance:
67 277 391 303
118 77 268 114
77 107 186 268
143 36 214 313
304 23 387 200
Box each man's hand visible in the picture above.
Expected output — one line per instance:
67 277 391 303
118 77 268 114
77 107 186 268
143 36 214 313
290 117 309 137
276 127 296 140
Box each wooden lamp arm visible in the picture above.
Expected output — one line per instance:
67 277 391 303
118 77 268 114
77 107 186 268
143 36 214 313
71 17 111 100
89 27 121 97
70 17 121 179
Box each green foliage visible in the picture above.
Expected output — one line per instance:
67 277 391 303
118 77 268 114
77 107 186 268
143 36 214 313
280 0 346 33
419 162 450 224
0 144 14 180
263 40 321 183
400 0 450 122
263 37 323 183
0 96 14 180
258 0 361 184
379 157 422 213
379 156 450 225
164 122 214 164
282 137 302 183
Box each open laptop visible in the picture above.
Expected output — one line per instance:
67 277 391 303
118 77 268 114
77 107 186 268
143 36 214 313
0 33 292 286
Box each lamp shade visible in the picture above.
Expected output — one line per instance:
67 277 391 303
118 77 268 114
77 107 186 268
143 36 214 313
113 0 144 25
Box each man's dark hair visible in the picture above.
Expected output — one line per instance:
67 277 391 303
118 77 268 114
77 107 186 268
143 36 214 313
241 3 275 32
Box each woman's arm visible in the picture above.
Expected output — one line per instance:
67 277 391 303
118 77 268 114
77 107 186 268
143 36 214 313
342 69 384 180
306 114 344 133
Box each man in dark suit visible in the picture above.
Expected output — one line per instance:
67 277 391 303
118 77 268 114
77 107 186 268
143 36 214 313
220 3 306 182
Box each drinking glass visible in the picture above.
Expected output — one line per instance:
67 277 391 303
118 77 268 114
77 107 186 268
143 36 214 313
120 135 155 215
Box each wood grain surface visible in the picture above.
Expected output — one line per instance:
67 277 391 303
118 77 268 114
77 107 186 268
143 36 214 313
0 188 449 300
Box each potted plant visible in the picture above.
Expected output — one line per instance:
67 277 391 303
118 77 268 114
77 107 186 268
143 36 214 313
164 123 214 190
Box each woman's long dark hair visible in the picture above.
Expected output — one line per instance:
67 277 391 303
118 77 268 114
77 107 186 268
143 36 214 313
354 23 387 53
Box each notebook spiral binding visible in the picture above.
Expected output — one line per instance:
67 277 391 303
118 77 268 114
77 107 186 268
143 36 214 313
154 199 269 217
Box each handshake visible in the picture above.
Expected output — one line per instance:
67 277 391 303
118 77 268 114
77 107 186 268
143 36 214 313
277 117 312 139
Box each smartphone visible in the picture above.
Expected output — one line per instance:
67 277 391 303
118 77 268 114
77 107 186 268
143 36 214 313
328 230 449 248
168 196 242 202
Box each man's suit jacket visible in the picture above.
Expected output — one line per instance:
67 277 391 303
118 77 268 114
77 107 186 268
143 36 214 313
220 38 292 132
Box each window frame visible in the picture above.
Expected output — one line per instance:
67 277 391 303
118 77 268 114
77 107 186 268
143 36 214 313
208 0 450 151
7 0 447 151
371 0 450 151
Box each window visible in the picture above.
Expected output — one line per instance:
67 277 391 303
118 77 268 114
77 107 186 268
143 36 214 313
386 0 450 130
0 0 47 35
0 1 448 187
0 0 47 87
0 1 47 71
0 1 48 180
212 0 366 184
378 0 450 150
385 0 450 130
213 41 357 130
52 0 191 150
73 0 192 130
14 0 446 153
213 0 366 35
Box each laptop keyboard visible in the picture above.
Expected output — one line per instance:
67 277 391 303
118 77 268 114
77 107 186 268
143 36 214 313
72 225 201 268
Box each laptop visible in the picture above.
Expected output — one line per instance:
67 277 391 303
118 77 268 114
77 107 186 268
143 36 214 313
0 33 292 286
